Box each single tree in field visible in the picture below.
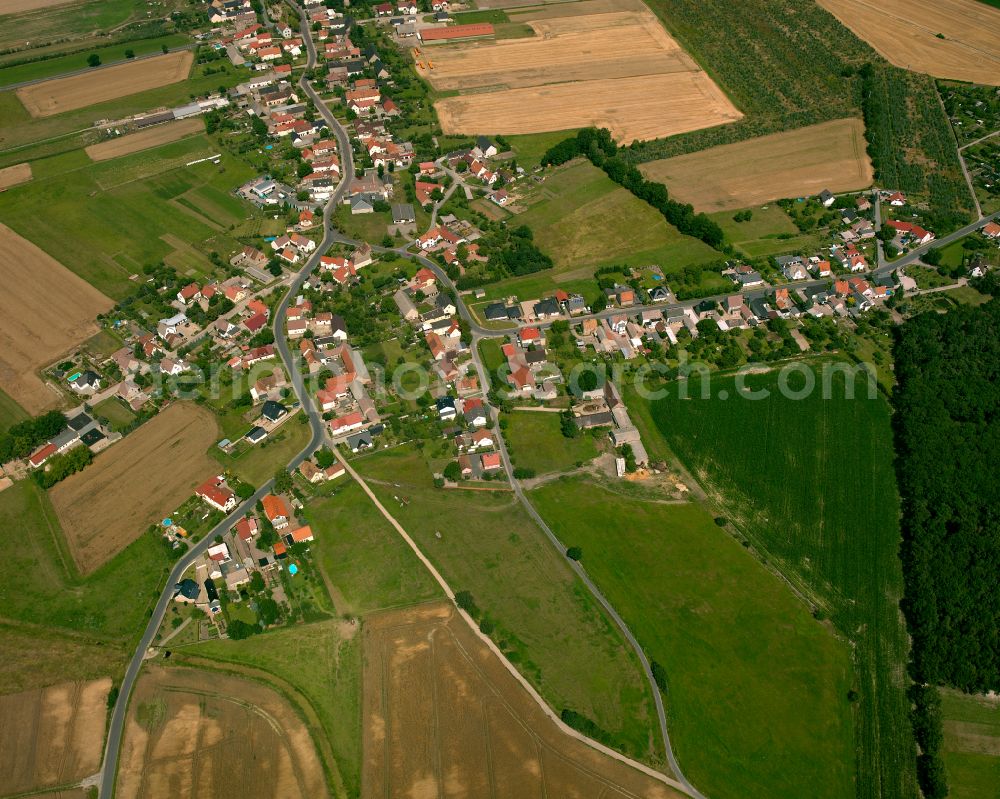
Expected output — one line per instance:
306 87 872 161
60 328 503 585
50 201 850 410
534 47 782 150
87 53 101 67
124 49 135 59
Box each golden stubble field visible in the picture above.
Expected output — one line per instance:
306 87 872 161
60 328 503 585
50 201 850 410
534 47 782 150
0 678 111 796
639 118 874 212
0 223 113 413
86 117 205 161
363 601 684 799
49 403 220 575
428 0 741 143
0 162 32 189
818 0 1000 85
16 50 194 117
116 665 328 799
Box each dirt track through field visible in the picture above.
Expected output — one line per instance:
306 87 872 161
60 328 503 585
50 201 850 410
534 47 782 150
0 678 111 796
0 223 113 413
427 0 740 142
86 118 205 161
49 403 220 575
818 0 1000 85
0 162 32 189
639 118 874 212
363 602 684 799
117 665 328 799
16 51 194 117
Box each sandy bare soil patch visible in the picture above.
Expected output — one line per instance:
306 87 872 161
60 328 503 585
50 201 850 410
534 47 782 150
437 72 740 144
0 162 31 189
639 118 874 212
85 117 204 161
49 403 220 575
0 223 113 413
16 51 194 117
117 665 328 799
818 0 1000 85
0 0 74 12
363 601 683 798
0 678 110 796
427 0 740 142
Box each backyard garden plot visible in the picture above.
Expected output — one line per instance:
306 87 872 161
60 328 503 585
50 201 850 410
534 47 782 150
639 118 873 212
117 665 328 799
0 678 110 797
818 0 1000 86
16 50 194 117
428 0 740 142
49 403 220 575
363 602 684 799
85 117 204 161
0 223 113 413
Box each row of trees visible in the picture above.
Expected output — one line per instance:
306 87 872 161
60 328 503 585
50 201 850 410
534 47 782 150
0 410 66 463
541 128 725 249
32 445 92 489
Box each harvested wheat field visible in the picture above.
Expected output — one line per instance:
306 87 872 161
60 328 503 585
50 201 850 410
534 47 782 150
0 162 31 189
427 0 740 142
16 51 194 117
819 0 1000 85
117 665 328 799
0 678 111 796
640 118 874 212
0 0 76 11
0 223 113 413
86 118 204 162
363 601 684 799
49 403 219 575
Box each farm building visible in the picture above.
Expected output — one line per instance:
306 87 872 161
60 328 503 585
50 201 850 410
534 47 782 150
418 23 494 43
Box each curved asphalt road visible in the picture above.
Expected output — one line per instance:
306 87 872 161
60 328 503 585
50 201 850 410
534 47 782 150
96 6 351 797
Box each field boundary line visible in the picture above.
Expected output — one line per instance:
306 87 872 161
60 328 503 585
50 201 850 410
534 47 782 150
332 449 692 794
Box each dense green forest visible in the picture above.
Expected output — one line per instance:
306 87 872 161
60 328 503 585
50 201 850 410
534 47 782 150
893 298 1000 694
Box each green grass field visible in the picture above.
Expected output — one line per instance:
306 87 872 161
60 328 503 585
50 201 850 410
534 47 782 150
531 478 855 799
709 205 825 258
639 364 917 798
507 130 579 169
0 34 191 88
302 481 442 616
0 387 28 434
352 445 662 766
186 619 362 798
940 688 1000 799
503 411 599 474
478 337 505 375
0 0 163 53
213 415 312 486
518 160 720 278
92 396 137 432
0 134 256 297
0 479 170 686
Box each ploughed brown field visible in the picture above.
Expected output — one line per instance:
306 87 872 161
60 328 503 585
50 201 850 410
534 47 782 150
49 403 220 575
363 601 684 799
428 0 740 143
0 162 31 189
818 0 1000 86
85 118 205 161
0 678 111 796
16 50 194 117
0 223 113 413
116 665 328 799
639 118 874 212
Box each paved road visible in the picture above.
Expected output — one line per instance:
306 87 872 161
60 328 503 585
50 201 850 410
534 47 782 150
0 44 197 91
95 7 347 796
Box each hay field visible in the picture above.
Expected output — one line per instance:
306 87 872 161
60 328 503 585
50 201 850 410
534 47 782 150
0 223 113 413
117 665 328 799
49 403 220 575
428 0 740 143
363 602 683 799
16 51 194 117
0 162 31 189
639 118 874 212
0 678 110 796
818 0 1000 85
86 117 204 162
